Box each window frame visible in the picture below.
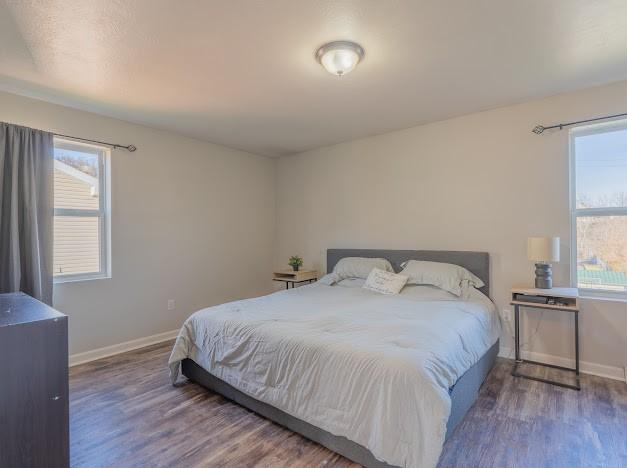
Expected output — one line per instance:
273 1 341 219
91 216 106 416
569 120 627 300
53 137 112 283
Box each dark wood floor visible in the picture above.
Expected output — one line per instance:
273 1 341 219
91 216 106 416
70 341 627 468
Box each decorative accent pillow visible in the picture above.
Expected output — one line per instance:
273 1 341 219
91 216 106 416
332 257 394 280
399 260 484 296
362 268 408 295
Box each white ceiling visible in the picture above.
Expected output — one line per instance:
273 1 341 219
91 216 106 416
2 1 627 157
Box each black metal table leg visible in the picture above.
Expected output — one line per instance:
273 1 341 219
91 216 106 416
575 310 579 375
274 277 319 290
511 303 581 390
574 310 581 389
514 304 521 362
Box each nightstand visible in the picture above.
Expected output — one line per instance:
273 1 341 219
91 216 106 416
510 286 580 390
273 270 318 289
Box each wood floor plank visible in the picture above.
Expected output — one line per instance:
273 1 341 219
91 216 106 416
69 341 627 468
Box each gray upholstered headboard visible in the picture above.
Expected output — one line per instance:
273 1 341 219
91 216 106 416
327 249 490 297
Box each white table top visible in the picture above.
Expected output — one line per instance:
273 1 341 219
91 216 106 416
511 285 579 298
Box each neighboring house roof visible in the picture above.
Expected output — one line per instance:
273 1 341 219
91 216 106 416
54 159 98 195
578 255 607 269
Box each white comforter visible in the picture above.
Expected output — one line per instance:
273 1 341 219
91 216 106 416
169 282 500 468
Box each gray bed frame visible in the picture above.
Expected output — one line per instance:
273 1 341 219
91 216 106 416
182 249 499 468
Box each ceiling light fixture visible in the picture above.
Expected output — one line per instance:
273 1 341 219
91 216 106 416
316 41 365 77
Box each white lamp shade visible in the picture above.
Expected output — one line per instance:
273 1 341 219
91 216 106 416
527 237 560 262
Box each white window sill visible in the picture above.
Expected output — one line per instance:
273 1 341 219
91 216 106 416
54 274 111 285
578 292 627 304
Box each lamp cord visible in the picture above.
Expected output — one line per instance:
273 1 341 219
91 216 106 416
504 310 545 360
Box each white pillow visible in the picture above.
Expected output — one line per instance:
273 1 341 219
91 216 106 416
336 277 367 288
362 268 408 295
317 274 368 288
318 273 339 285
399 260 484 296
332 257 394 280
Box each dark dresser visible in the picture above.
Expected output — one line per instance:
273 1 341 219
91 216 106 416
0 292 69 468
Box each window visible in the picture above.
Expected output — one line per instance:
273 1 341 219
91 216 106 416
53 138 111 282
570 121 627 298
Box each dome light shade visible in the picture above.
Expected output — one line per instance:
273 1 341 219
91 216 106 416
316 41 365 76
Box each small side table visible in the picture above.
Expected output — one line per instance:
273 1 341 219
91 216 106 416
273 270 318 289
510 286 581 391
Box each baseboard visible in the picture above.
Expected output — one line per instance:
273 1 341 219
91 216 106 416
499 346 625 382
68 333 624 382
69 329 179 367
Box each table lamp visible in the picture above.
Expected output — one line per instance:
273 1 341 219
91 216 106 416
527 237 560 289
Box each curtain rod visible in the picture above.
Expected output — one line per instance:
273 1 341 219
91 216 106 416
532 111 627 135
3 121 137 152
53 132 137 152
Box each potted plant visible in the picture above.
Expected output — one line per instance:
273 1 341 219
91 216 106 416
288 255 304 272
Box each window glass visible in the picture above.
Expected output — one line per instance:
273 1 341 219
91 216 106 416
54 147 100 210
576 216 627 292
53 138 109 281
574 129 627 209
572 123 627 297
53 216 101 276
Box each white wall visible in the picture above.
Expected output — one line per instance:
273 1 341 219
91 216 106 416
3 80 625 377
276 79 627 379
0 91 276 355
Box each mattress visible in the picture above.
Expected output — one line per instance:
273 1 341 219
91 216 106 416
169 282 500 468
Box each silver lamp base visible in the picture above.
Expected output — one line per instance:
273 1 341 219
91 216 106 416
534 263 552 289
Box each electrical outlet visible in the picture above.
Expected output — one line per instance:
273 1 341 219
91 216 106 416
501 309 512 323
167 299 175 311
500 309 515 339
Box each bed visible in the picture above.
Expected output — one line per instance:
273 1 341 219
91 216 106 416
169 249 500 468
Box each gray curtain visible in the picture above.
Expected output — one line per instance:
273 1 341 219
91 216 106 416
0 122 54 304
